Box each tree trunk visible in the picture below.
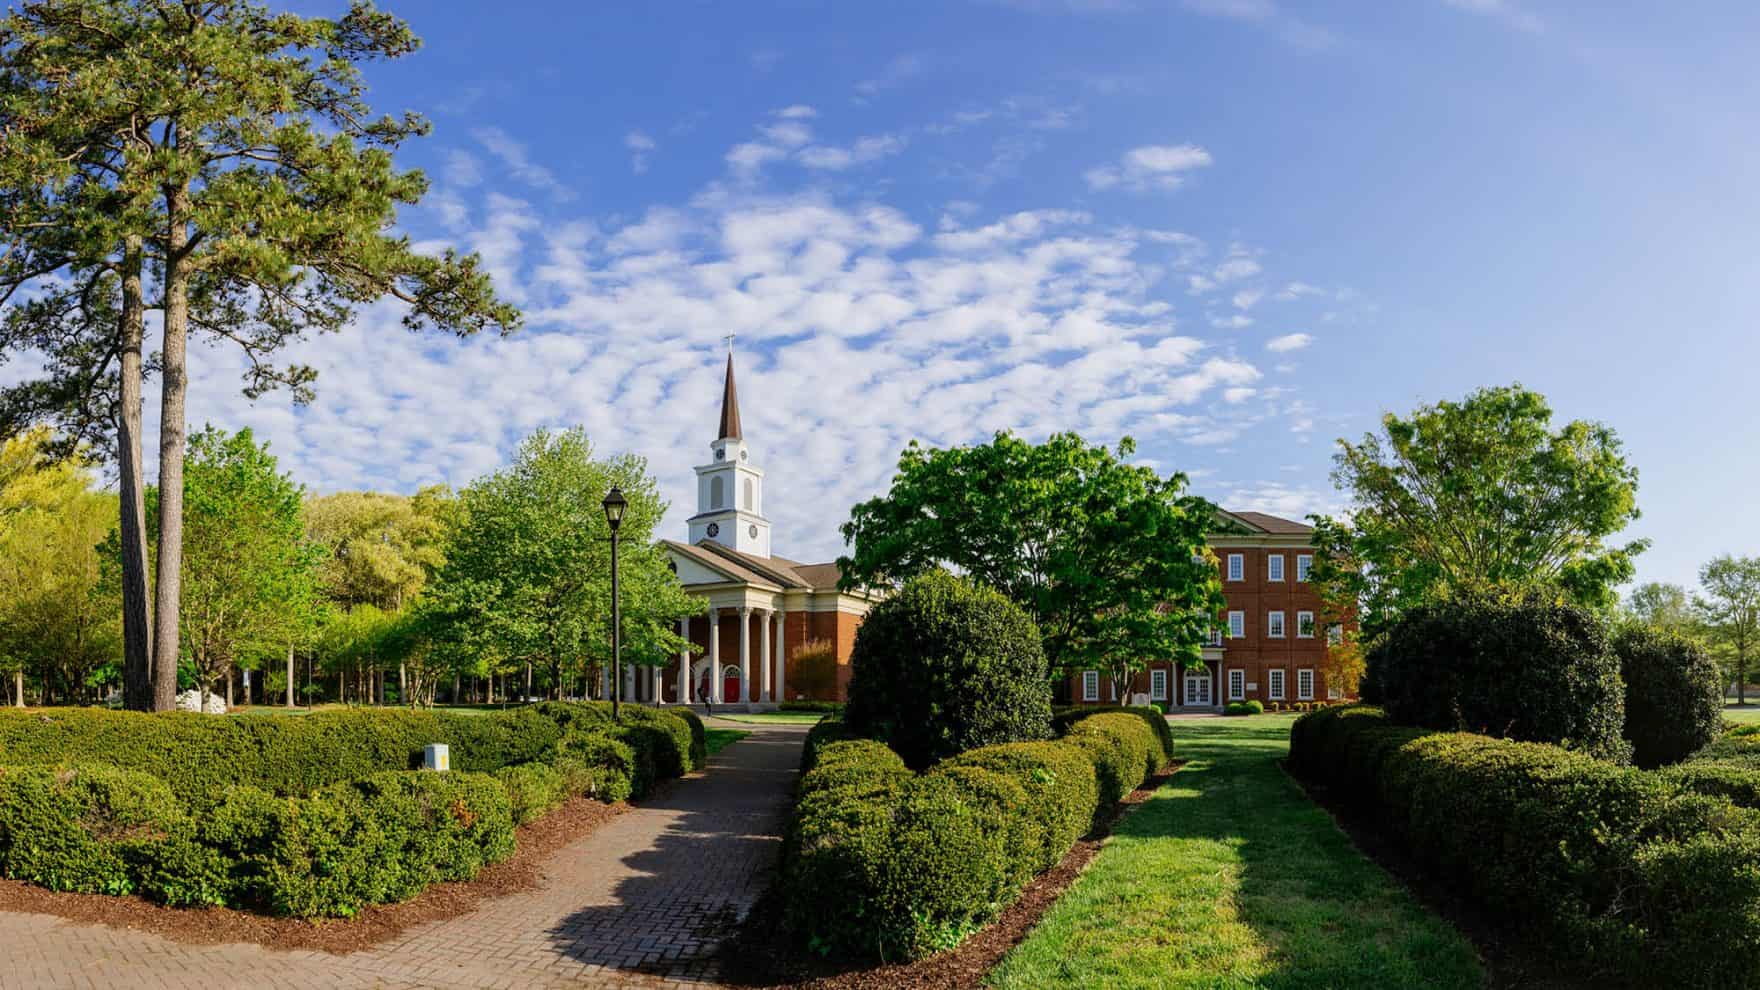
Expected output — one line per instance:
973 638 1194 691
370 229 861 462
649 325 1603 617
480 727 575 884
117 236 154 712
150 187 193 712
225 665 235 708
399 662 407 707
12 670 22 708
524 661 532 704
287 642 295 708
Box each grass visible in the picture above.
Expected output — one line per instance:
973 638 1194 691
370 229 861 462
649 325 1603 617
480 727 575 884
989 715 1485 990
1725 702 1760 724
711 711 826 725
705 727 751 754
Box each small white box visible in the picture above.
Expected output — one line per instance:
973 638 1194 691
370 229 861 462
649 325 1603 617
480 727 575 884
423 743 450 772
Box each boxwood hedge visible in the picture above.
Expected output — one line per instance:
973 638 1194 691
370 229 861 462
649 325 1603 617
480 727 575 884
1290 704 1760 988
781 706 1171 961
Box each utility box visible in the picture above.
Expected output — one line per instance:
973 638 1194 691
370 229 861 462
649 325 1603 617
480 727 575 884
423 743 450 772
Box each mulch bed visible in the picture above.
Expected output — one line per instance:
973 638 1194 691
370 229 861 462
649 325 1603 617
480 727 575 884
1285 764 1588 990
0 795 625 955
721 762 1184 990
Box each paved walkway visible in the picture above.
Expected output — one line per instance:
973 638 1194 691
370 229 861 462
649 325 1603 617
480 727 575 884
0 720 807 990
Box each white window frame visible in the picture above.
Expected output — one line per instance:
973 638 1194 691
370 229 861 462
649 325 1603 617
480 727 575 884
1268 554 1285 582
1268 668 1286 701
1228 668 1245 701
1327 684 1342 701
1228 610 1245 639
1150 669 1168 702
1298 668 1315 701
1267 611 1286 639
1297 611 1316 638
1326 624 1344 646
1207 627 1224 647
1082 670 1099 702
1296 554 1313 582
1226 553 1244 582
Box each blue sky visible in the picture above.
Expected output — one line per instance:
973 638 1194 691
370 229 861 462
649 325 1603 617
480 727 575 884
110 1 1760 590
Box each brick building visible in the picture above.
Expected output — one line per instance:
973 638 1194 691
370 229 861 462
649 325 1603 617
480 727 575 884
651 352 879 709
1064 508 1352 710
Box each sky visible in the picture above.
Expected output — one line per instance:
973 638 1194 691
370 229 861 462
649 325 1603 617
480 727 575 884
18 0 1760 591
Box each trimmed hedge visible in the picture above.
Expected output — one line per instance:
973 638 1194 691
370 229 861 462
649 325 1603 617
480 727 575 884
781 707 1167 961
1051 705 1174 766
779 700 845 714
1224 700 1263 716
1616 627 1723 769
0 764 183 896
800 715 857 772
1290 705 1760 987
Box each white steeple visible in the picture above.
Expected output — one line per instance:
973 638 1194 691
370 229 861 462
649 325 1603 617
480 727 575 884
686 348 771 557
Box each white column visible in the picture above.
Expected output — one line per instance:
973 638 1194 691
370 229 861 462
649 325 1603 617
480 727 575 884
651 665 663 704
775 606 787 702
760 607 773 702
624 664 636 702
709 606 723 703
678 617 692 705
738 606 752 704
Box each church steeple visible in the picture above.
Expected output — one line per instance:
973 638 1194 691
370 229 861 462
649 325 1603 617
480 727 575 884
717 351 743 441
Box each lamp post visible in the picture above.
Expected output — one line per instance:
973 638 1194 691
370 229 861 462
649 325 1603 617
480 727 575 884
602 486 628 721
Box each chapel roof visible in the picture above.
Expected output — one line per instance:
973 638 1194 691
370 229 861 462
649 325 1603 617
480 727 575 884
1215 509 1315 535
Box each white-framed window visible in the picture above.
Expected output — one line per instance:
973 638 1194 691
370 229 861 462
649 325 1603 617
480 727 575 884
1268 554 1285 582
1296 554 1313 582
1228 668 1245 700
1297 611 1316 638
1227 553 1244 582
1082 670 1099 702
1207 627 1224 647
1326 624 1344 646
1268 668 1286 700
1327 684 1342 700
1228 610 1245 639
1298 668 1315 700
1267 611 1286 638
1150 669 1168 701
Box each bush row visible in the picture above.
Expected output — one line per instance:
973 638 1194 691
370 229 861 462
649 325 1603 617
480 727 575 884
1289 705 1760 988
782 706 1172 961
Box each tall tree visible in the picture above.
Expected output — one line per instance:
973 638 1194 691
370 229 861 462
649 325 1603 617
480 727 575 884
1308 384 1646 639
420 429 697 700
0 0 518 710
1625 581 1701 637
305 487 453 612
838 431 1224 688
1697 556 1760 706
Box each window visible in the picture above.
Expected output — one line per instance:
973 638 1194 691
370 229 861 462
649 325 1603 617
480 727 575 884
1227 553 1244 582
1297 554 1313 582
1150 669 1168 701
1267 611 1285 638
1297 611 1316 638
1268 668 1286 700
1208 627 1224 647
1298 668 1314 700
1326 624 1344 646
742 477 754 510
1327 684 1342 700
1228 611 1245 639
1082 670 1099 702
709 475 725 509
1228 668 1245 700
1268 554 1285 582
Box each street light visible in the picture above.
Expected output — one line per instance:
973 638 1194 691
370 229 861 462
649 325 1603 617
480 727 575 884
602 487 628 721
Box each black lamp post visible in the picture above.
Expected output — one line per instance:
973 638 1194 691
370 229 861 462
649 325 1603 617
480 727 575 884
602 486 628 721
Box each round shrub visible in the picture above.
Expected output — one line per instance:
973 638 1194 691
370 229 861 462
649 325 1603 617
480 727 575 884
1365 591 1628 761
800 716 857 772
1066 712 1159 801
1615 626 1723 769
844 570 1052 769
495 762 570 825
927 763 1036 892
869 775 1013 959
555 729 639 803
1225 700 1263 716
0 764 185 896
940 741 1098 872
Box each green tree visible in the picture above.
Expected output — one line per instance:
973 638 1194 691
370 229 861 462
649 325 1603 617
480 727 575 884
1697 555 1760 705
170 426 320 710
0 0 519 711
421 428 697 701
305 488 454 613
838 431 1223 690
1624 581 1702 637
1309 384 1646 639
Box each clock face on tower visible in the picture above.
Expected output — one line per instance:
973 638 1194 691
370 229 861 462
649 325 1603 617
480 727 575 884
748 524 758 538
706 523 720 538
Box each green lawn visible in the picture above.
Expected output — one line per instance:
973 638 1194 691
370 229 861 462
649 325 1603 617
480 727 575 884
989 715 1485 990
711 711 826 725
1725 703 1760 724
705 727 751 754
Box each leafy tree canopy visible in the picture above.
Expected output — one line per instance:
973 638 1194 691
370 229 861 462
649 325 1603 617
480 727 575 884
1697 555 1760 704
1309 384 1646 639
305 487 454 612
837 431 1224 682
1624 581 1701 637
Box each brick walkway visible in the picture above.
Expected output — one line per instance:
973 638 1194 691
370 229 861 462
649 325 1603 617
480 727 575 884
0 719 807 990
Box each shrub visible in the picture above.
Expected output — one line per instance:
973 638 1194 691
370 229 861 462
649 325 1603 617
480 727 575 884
1052 705 1173 767
926 764 1036 892
555 730 638 803
865 774 1015 958
1662 761 1760 809
787 639 841 701
844 571 1053 769
940 741 1099 872
0 764 183 896
1225 700 1263 716
1364 591 1628 761
1616 627 1723 769
782 740 912 955
780 700 845 714
1064 713 1160 804
1290 704 1760 986
800 716 856 773
495 762 570 825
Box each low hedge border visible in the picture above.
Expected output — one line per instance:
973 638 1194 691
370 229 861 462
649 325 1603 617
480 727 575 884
781 706 1171 961
0 701 704 918
1290 704 1760 987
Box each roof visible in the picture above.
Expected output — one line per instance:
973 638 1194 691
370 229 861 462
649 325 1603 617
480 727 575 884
1215 509 1314 535
718 352 742 441
663 538 849 592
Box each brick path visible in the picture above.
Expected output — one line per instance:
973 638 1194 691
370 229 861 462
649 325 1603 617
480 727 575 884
0 719 807 990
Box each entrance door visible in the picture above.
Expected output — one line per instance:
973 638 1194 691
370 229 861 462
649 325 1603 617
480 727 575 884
722 664 742 703
1184 668 1212 707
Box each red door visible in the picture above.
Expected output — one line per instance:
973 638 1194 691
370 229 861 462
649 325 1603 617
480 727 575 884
722 665 741 703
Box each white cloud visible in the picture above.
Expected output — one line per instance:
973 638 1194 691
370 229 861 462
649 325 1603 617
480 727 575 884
470 126 574 201
1085 143 1214 192
1274 280 1323 301
624 131 656 174
1440 0 1543 34
774 104 818 119
797 134 907 170
444 150 483 188
1266 332 1312 352
1232 289 1263 311
1177 0 1336 49
855 53 927 97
